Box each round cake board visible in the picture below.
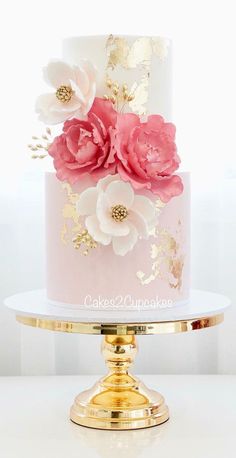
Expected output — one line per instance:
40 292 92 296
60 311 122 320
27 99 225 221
4 289 230 324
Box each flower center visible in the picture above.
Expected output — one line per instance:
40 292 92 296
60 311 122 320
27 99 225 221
56 85 73 103
111 204 128 222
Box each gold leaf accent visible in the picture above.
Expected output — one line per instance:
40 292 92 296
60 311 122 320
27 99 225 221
105 35 169 115
106 35 130 70
152 37 170 60
62 203 78 222
60 223 68 245
62 182 80 206
136 221 184 291
60 183 98 255
60 183 82 245
128 76 150 116
156 198 166 211
168 257 184 290
127 37 153 68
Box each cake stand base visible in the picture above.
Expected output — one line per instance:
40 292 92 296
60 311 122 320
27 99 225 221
70 334 169 430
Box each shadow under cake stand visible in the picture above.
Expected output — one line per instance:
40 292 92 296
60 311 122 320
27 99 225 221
4 289 230 430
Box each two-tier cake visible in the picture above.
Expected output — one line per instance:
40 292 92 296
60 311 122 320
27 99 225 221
33 34 190 311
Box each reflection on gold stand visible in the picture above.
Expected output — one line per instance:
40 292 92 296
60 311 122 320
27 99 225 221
16 312 224 430
72 416 166 458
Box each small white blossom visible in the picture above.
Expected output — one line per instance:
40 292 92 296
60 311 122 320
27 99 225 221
77 175 158 256
35 59 97 125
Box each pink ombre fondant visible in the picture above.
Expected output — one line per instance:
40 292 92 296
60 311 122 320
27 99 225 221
46 172 190 309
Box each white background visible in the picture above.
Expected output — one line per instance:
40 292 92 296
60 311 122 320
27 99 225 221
0 0 235 375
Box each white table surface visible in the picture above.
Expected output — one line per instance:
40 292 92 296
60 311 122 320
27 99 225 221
0 375 235 458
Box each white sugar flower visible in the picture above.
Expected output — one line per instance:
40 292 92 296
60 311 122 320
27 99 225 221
35 60 97 125
77 174 158 256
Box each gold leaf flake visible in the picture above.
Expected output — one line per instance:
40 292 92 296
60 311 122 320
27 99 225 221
60 183 98 255
169 257 184 290
106 36 130 70
136 222 184 291
127 37 153 68
152 37 170 60
60 223 68 245
62 182 79 206
156 198 166 209
136 270 145 280
62 203 78 221
129 75 150 115
105 35 169 115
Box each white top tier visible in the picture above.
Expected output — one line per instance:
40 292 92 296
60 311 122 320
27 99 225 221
62 34 172 119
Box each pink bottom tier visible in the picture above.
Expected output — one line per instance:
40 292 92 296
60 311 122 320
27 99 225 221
46 172 190 311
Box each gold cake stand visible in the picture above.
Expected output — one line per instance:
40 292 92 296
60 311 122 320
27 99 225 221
15 310 224 430
5 290 229 430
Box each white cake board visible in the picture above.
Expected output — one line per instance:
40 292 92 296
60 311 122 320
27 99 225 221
4 289 230 323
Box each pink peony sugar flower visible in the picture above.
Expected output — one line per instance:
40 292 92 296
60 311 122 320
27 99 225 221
48 97 117 184
114 113 183 202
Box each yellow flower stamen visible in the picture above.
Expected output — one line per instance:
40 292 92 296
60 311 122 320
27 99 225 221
56 85 73 103
111 205 128 222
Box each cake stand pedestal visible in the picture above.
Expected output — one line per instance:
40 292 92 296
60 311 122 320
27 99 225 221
4 289 230 430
